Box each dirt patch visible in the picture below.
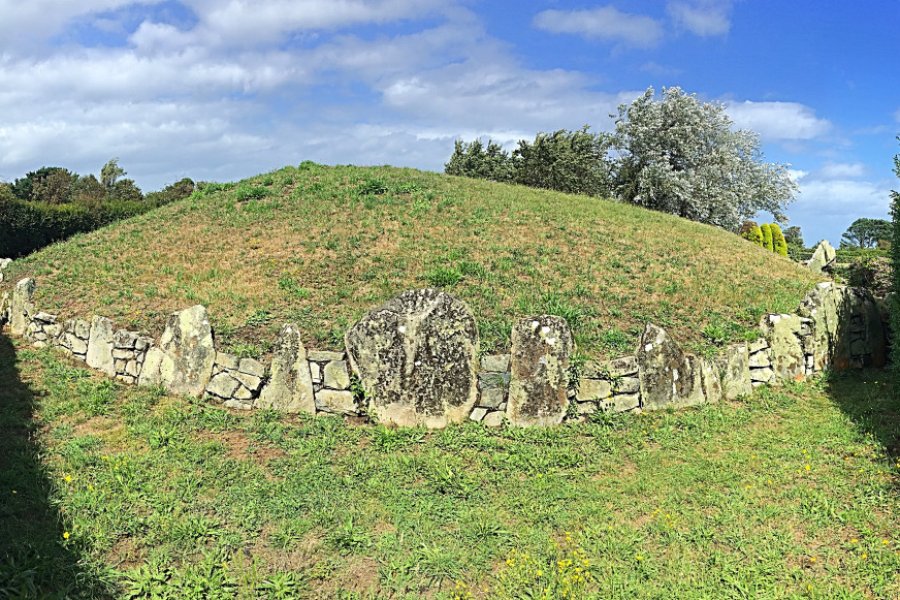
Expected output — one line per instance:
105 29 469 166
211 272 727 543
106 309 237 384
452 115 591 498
107 535 146 570
198 429 287 464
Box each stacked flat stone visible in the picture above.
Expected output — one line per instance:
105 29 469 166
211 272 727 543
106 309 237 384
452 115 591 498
309 351 357 416
25 312 63 348
747 338 774 386
111 330 154 384
58 319 91 361
471 354 510 427
575 355 640 415
206 352 267 410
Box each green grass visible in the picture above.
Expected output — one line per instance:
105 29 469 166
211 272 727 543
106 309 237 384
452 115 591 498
0 163 820 359
1 338 897 599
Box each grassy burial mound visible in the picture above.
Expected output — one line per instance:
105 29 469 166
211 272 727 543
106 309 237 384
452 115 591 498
0 162 820 360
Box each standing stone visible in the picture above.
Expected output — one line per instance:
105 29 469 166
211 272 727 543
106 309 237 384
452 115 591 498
760 313 805 382
345 289 479 429
138 305 216 397
9 278 36 336
806 240 836 274
835 287 888 369
506 315 574 427
0 258 11 283
717 343 752 400
0 292 9 326
255 324 315 414
86 316 116 377
637 323 709 410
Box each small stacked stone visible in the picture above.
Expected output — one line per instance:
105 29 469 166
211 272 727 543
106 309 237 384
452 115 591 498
575 355 641 415
206 352 267 410
26 312 63 348
58 319 91 361
309 351 357 416
111 329 154 384
471 354 510 427
748 338 774 386
798 317 816 374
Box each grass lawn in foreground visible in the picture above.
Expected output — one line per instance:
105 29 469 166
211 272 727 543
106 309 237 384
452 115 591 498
0 164 820 361
1 337 897 599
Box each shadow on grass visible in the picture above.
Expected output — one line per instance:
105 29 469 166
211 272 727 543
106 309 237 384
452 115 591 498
0 333 113 599
825 368 899 483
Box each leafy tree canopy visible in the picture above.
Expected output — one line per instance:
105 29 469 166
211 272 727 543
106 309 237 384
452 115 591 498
840 217 892 249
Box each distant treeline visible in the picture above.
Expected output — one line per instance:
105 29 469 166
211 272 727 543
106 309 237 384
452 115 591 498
0 159 195 257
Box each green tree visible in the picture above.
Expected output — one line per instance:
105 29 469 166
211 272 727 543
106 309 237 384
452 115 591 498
761 223 774 252
101 158 126 189
783 226 804 248
511 126 613 197
840 217 892 248
613 87 796 229
29 168 76 204
444 139 514 182
11 167 70 201
771 223 788 256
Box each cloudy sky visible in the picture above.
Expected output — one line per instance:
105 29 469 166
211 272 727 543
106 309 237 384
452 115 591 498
1 0 898 244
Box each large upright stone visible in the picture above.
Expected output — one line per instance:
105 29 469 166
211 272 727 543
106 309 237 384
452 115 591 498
138 305 215 397
506 315 574 427
835 287 888 369
0 258 11 283
86 316 116 376
255 324 315 414
717 343 752 400
9 278 35 336
760 313 805 382
807 240 836 274
638 323 712 410
797 283 888 371
345 289 479 428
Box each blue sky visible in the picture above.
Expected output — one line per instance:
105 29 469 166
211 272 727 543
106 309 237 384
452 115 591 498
0 1 897 245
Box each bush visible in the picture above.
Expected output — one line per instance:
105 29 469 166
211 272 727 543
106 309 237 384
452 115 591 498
0 196 151 257
741 223 763 246
770 223 788 256
761 224 773 252
145 178 195 207
847 256 892 298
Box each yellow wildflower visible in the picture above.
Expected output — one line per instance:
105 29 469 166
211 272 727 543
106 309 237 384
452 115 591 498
62 531 70 540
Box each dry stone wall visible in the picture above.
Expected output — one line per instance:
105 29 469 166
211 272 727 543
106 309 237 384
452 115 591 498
0 261 891 429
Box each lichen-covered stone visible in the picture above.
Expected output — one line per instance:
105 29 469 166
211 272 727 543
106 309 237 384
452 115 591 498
637 323 709 410
576 378 612 402
315 389 357 415
9 278 35 336
718 343 752 400
480 354 511 373
138 305 216 397
207 372 241 399
86 316 116 377
256 324 315 414
506 315 573 427
482 411 504 427
238 357 266 378
583 355 639 379
600 393 640 413
345 289 479 429
308 350 345 362
760 313 805 382
807 240 836 274
323 360 351 390
469 406 488 422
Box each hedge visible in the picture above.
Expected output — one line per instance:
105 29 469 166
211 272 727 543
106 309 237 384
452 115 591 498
0 197 152 258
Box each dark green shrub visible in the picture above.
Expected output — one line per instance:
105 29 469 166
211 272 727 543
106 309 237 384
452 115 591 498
0 196 150 257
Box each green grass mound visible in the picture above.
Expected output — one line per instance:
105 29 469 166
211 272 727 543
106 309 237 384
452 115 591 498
1 163 820 359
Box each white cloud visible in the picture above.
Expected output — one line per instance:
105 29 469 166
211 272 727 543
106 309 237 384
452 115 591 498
787 169 808 183
785 177 892 245
667 0 732 36
533 6 664 48
818 162 866 179
726 101 832 140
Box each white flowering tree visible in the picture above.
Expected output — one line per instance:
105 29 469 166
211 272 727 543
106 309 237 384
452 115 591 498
613 87 796 230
